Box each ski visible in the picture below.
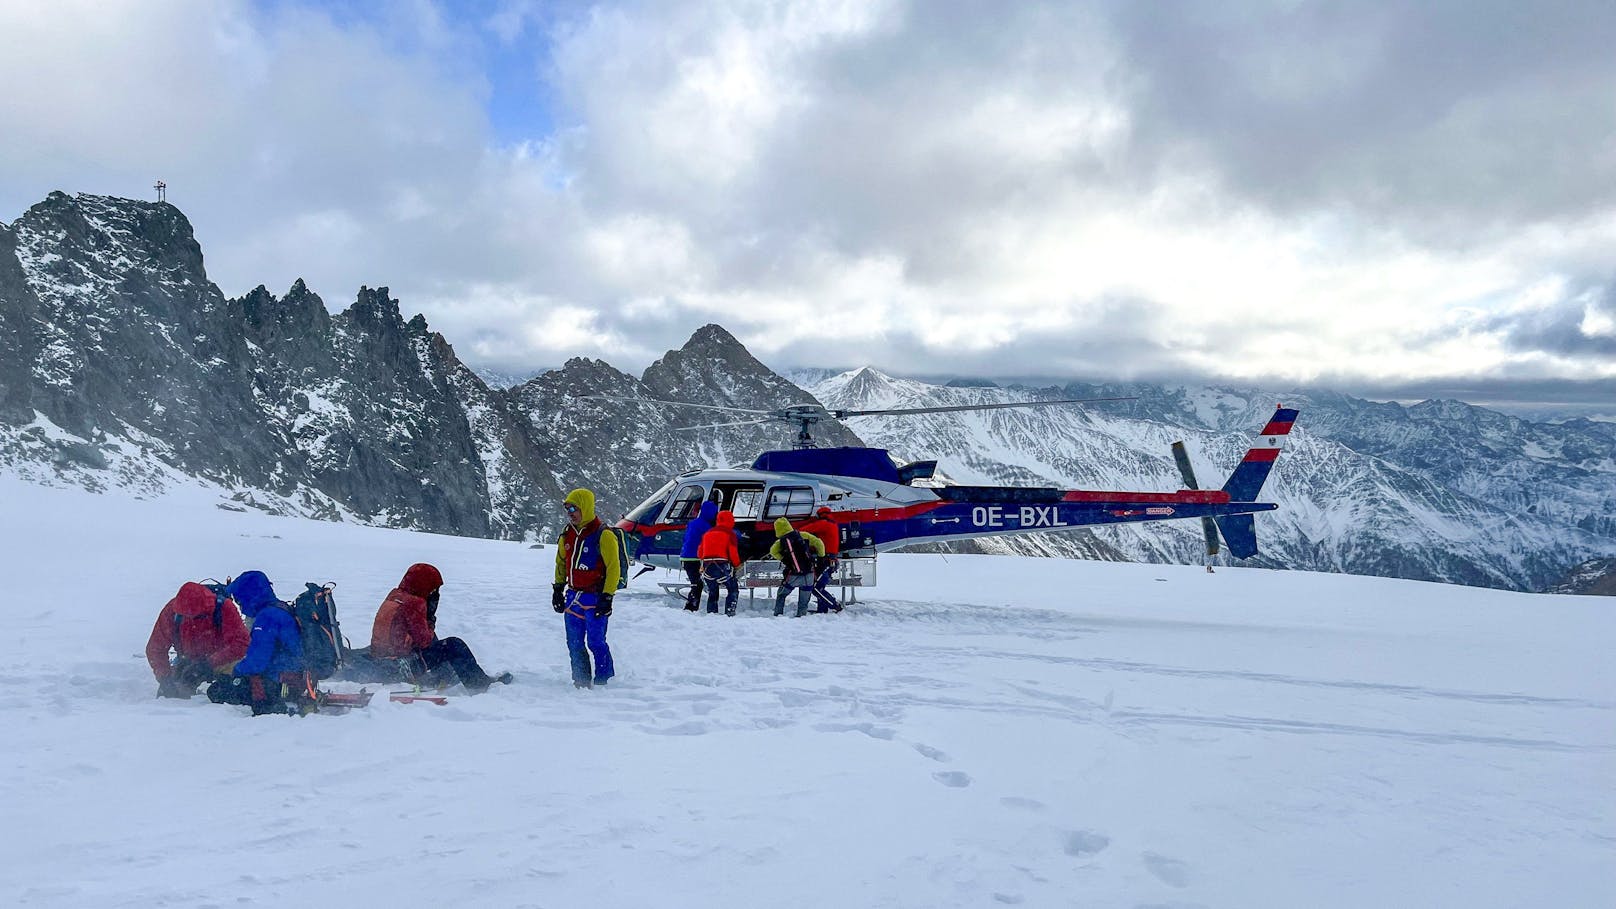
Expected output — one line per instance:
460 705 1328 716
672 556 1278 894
389 691 451 705
319 689 374 708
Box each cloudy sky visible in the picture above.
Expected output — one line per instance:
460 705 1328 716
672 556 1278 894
2 0 1614 411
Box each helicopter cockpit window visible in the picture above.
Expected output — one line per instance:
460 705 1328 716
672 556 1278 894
664 484 707 523
763 485 817 519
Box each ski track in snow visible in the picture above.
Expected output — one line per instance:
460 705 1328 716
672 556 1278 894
2 479 1613 908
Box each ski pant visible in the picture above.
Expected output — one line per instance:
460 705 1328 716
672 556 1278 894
702 561 738 614
683 560 702 610
775 572 814 616
417 636 494 691
564 605 613 686
811 558 840 612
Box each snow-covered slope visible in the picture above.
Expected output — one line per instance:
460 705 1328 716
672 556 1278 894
3 479 1611 908
812 369 1616 591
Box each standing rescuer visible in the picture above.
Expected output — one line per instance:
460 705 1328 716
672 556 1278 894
553 488 620 688
796 506 843 613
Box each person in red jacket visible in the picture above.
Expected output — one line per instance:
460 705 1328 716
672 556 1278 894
370 563 511 693
697 510 742 616
796 506 843 613
145 581 250 698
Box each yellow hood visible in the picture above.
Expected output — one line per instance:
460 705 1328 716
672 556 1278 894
565 488 597 525
773 517 793 538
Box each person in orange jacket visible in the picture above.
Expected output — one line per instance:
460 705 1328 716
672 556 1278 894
145 581 250 698
696 510 742 616
371 563 511 693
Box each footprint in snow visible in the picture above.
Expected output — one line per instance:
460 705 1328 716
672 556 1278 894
1000 796 1044 811
1142 852 1192 888
912 743 950 762
932 770 972 788
1062 830 1110 857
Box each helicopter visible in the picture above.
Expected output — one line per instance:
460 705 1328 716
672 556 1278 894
605 393 1300 568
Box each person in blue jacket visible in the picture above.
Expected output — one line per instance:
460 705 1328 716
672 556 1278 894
221 571 307 716
679 499 719 612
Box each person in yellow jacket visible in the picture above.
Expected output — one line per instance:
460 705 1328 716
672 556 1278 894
552 488 621 688
769 516 824 617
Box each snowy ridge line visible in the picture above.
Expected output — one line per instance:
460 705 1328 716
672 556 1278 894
811 367 1616 591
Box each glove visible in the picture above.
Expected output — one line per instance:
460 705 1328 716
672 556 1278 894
156 676 192 699
552 583 566 613
595 592 614 618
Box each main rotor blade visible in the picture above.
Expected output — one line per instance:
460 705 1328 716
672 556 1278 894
1172 440 1220 556
1170 441 1201 490
671 418 773 431
580 394 776 416
835 396 1136 419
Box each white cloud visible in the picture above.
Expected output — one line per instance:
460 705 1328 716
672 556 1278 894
3 0 1614 394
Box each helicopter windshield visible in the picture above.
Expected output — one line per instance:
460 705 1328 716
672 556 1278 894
625 480 677 525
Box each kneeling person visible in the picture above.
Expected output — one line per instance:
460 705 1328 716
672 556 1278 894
371 562 511 693
146 581 249 698
215 571 307 716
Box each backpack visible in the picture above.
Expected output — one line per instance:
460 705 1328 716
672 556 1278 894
290 582 349 681
606 526 630 591
778 532 813 575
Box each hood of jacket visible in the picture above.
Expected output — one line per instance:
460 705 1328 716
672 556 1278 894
713 510 735 531
227 571 279 618
400 563 444 597
565 488 597 526
773 517 794 538
171 582 216 618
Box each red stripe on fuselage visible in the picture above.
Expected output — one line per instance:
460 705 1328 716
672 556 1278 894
1243 447 1281 463
1062 489 1230 504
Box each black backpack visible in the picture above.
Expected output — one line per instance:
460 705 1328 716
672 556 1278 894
291 582 349 681
778 532 814 575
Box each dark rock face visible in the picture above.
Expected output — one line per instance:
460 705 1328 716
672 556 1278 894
639 323 863 457
3 191 1610 593
0 195 862 544
1547 557 1616 596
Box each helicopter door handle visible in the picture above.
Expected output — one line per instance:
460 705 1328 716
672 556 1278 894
930 517 961 525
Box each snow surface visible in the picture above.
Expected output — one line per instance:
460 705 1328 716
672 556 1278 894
2 478 1613 908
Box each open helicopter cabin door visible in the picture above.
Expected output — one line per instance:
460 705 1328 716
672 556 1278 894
710 481 765 521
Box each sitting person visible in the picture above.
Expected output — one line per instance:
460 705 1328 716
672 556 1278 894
210 571 308 716
697 510 742 616
370 563 511 693
145 581 249 698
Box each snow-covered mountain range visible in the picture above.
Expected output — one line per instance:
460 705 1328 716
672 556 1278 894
809 368 1616 592
2 192 1612 592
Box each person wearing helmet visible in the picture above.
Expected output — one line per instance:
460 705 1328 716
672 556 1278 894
553 488 620 688
371 562 511 693
769 517 824 617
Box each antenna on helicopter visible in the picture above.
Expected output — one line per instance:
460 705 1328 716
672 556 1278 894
581 394 1137 449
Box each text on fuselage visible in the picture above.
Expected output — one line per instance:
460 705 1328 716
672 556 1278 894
970 505 1069 528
